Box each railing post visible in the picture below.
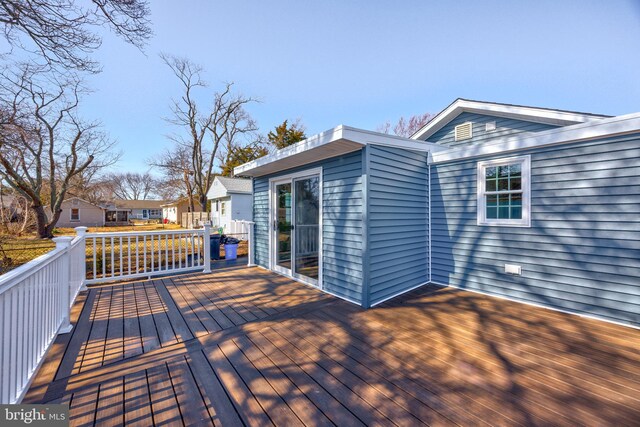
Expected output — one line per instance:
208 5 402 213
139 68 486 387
53 236 73 334
202 222 212 273
247 221 256 267
74 226 88 290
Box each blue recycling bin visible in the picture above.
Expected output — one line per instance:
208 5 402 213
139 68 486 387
224 243 238 260
209 234 221 260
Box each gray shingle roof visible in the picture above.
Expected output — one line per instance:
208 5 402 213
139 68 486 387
216 176 252 193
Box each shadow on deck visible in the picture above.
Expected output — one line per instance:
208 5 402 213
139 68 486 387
24 267 640 426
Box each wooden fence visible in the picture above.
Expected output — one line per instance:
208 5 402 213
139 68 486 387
181 212 209 228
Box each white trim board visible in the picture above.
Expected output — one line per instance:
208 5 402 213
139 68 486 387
234 125 445 177
429 280 640 331
431 111 640 163
411 98 609 141
370 280 431 307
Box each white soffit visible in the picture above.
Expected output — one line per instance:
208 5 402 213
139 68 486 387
411 99 610 141
234 125 443 177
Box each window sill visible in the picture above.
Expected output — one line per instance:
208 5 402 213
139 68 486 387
477 220 531 228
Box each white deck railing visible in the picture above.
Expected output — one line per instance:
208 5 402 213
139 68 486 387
227 220 251 239
84 225 211 285
0 237 75 404
0 222 248 404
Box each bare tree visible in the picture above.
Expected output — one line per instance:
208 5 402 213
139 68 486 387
104 171 158 200
0 63 117 238
0 0 152 72
149 144 195 207
162 54 257 211
377 112 433 138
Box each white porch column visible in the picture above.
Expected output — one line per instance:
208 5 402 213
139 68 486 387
53 236 74 334
247 221 256 267
74 226 88 291
202 223 212 273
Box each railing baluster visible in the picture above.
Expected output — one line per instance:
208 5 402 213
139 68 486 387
102 237 106 278
165 235 169 271
172 234 176 270
92 237 97 280
143 235 147 273
195 232 200 266
135 236 139 274
128 236 132 276
150 234 154 273
119 236 123 277
158 234 162 271
111 237 115 278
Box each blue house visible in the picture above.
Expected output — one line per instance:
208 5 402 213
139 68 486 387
235 99 640 327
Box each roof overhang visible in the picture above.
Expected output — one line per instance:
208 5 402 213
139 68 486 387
411 98 610 141
234 125 444 177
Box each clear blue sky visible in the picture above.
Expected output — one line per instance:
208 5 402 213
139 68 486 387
78 0 640 173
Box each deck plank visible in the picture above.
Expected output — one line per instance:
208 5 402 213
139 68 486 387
24 267 640 426
123 283 144 360
187 349 245 427
203 345 275 426
147 363 183 426
123 370 153 427
94 376 124 427
166 356 213 427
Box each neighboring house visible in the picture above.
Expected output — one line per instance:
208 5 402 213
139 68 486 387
235 98 640 328
206 176 252 231
0 193 24 222
102 200 166 225
161 197 202 223
48 197 105 227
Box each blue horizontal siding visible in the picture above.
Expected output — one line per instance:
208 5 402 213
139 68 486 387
431 134 640 326
367 145 429 306
251 150 364 304
426 112 557 148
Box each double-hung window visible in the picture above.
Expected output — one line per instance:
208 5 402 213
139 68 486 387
477 155 531 227
70 208 80 221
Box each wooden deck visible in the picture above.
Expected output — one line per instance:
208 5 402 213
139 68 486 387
25 266 640 426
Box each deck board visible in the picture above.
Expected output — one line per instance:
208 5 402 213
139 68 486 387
24 266 640 426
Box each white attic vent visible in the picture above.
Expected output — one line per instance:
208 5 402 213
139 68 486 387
454 122 473 141
485 121 496 131
72 199 79 206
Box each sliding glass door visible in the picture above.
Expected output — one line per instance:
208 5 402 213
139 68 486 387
274 182 292 272
294 176 319 281
271 172 320 286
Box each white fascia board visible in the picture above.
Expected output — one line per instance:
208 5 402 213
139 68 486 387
411 99 607 141
339 125 447 152
431 112 640 163
234 125 347 176
234 125 445 176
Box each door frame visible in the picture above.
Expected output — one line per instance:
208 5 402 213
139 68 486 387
268 167 323 289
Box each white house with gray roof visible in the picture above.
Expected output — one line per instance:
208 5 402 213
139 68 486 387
206 176 253 231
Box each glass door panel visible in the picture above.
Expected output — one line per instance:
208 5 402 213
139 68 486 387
294 176 319 282
275 182 292 271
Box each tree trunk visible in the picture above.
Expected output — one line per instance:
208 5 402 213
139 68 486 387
33 204 56 239
199 195 208 214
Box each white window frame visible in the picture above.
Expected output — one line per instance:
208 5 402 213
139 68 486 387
477 155 531 227
70 208 80 222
